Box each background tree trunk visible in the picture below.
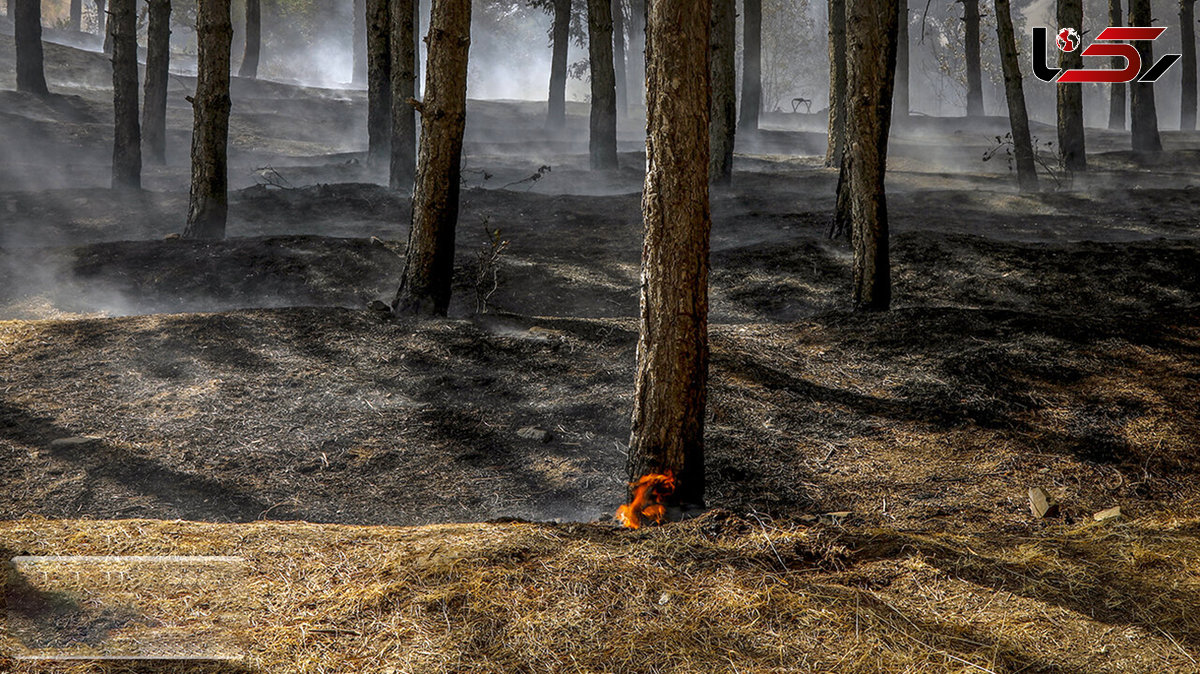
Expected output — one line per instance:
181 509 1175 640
1129 0 1162 152
825 0 846 166
994 0 1037 191
238 0 261 79
1108 0 1126 129
354 0 368 85
393 0 471 316
367 0 393 166
962 0 983 116
110 0 141 189
1057 0 1086 170
143 0 170 165
547 0 571 128
390 0 417 191
14 0 49 97
70 0 82 31
628 0 711 509
738 0 761 132
1181 0 1197 131
628 0 646 107
709 0 736 184
613 0 628 117
895 0 908 116
587 0 619 169
184 0 232 240
94 0 107 36
843 0 898 310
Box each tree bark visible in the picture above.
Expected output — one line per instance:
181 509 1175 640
393 0 471 316
961 0 983 116
842 0 898 310
1057 0 1086 170
368 0 393 166
994 0 1038 191
390 0 417 191
709 0 736 184
1129 0 1162 152
184 0 232 240
1108 0 1126 130
110 0 141 189
143 0 170 165
738 0 761 132
825 0 846 166
547 0 571 128
588 0 619 169
628 0 711 508
14 0 49 97
628 0 646 107
613 0 628 117
895 0 908 116
354 0 368 85
70 0 82 31
1181 0 1197 131
239 0 261 79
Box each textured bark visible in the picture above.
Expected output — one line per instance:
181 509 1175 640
354 0 368 85
70 0 82 31
14 0 49 96
1057 0 1086 170
414 0 421 92
613 0 628 117
110 0 141 189
239 0 261 79
1108 0 1126 130
367 0 393 166
1181 0 1197 131
842 0 898 310
895 0 908 116
390 0 417 191
588 0 619 169
709 0 736 184
628 0 711 508
547 0 571 128
994 0 1038 191
825 0 846 166
738 0 761 132
962 0 983 116
184 0 232 240
628 0 646 106
393 0 471 316
143 0 170 165
1129 0 1162 152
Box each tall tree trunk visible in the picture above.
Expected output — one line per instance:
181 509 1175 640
1057 0 1086 170
1181 0 1197 130
1129 0 1162 151
895 0 908 116
628 0 711 509
994 0 1037 191
961 0 983 116
628 0 645 108
393 0 471 316
14 0 49 96
238 0 261 79
143 0 171 165
709 0 736 184
94 0 107 36
111 0 141 189
588 0 619 169
738 0 761 132
1108 0 1126 129
367 0 392 166
184 0 232 240
70 0 82 31
354 0 368 85
613 0 628 117
842 0 898 310
103 6 114 54
390 0 417 191
825 0 846 166
548 0 571 128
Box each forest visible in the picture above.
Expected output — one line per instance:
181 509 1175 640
0 0 1198 671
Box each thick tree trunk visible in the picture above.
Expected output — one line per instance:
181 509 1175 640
962 0 983 116
143 0 170 165
1057 0 1086 170
1108 0 1126 130
588 0 619 169
367 0 392 166
994 0 1037 191
70 0 82 31
709 0 736 184
354 0 368 85
239 0 261 79
1129 0 1162 152
184 0 232 240
825 0 846 166
390 0 417 191
613 0 628 117
1181 0 1197 131
14 0 49 96
393 0 471 316
628 0 711 509
842 0 898 310
110 0 141 189
895 0 908 116
738 0 761 132
628 0 646 107
547 0 571 128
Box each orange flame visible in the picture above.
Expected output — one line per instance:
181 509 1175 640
615 472 676 529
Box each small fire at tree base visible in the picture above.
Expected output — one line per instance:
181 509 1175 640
615 472 676 529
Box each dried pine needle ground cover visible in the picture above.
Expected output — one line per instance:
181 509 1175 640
1 510 1198 673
